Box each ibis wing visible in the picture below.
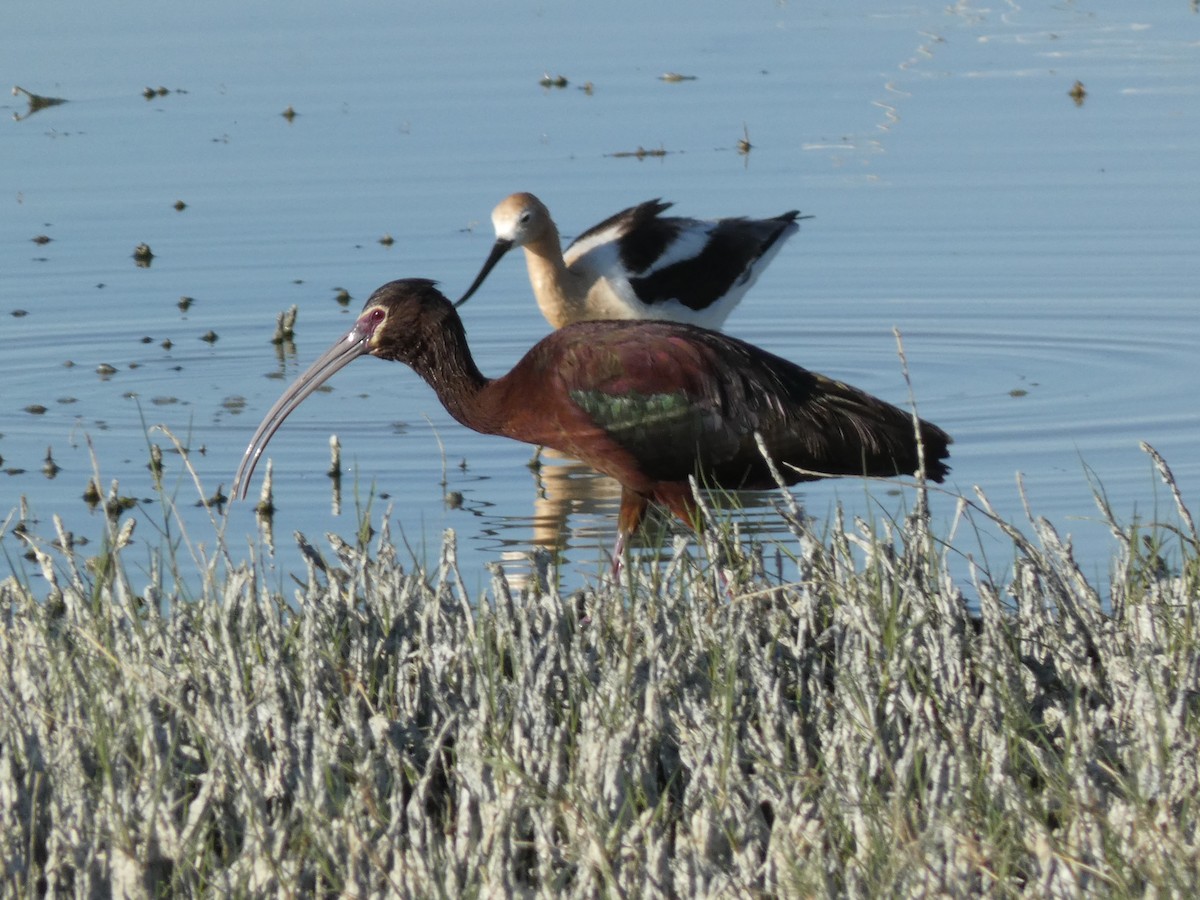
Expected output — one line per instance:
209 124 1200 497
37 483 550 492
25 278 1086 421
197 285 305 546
510 321 949 488
511 323 792 485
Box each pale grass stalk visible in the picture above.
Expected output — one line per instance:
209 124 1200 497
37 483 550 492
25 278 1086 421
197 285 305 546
2 446 1198 895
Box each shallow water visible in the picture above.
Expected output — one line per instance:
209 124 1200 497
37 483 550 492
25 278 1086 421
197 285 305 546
4 0 1198 594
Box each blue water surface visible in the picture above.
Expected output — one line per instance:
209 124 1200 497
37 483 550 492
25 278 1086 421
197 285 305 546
3 0 1198 595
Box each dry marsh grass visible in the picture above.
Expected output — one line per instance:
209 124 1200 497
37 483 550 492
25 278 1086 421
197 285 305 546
2 444 1199 897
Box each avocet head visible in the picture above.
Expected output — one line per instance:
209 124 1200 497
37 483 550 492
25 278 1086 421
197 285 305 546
455 192 554 307
489 192 553 247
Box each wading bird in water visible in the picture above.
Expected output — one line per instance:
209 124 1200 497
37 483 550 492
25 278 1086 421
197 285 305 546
455 193 808 330
233 280 951 556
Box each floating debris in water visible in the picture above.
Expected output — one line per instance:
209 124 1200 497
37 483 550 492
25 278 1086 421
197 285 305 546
539 73 568 88
255 460 276 518
174 200 187 211
272 305 298 345
12 85 67 120
50 526 76 554
177 296 194 312
606 145 673 160
379 233 395 247
659 72 697 83
328 437 344 515
737 124 753 156
328 435 342 479
42 447 60 479
132 243 154 267
199 484 227 510
1069 80 1087 106
82 479 102 507
148 444 164 480
281 106 297 122
200 330 218 344
102 481 138 519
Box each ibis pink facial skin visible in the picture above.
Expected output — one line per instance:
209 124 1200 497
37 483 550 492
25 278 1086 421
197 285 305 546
455 193 809 330
235 279 951 548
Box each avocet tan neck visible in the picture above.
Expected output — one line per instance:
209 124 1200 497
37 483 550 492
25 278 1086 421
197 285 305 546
491 193 598 329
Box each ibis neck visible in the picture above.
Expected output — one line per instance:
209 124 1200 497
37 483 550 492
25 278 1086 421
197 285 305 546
403 317 496 433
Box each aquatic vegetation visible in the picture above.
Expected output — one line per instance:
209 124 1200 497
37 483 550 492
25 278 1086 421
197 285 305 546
737 123 753 156
11 85 67 121
132 243 154 267
606 145 672 160
1 447 1198 895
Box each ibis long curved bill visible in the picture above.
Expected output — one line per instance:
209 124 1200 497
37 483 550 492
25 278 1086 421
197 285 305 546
232 315 378 499
454 237 513 308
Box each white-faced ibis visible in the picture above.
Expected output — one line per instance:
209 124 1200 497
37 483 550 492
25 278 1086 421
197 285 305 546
455 193 809 330
234 280 951 553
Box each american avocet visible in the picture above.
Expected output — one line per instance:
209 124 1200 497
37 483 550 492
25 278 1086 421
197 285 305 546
455 193 809 330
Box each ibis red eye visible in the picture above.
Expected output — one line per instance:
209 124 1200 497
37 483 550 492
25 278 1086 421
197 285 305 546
357 307 386 338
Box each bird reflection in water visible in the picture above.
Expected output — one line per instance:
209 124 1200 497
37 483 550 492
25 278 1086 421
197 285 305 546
494 451 623 587
482 450 805 590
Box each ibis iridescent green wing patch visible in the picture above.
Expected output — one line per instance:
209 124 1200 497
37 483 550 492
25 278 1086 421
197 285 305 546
570 388 704 447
